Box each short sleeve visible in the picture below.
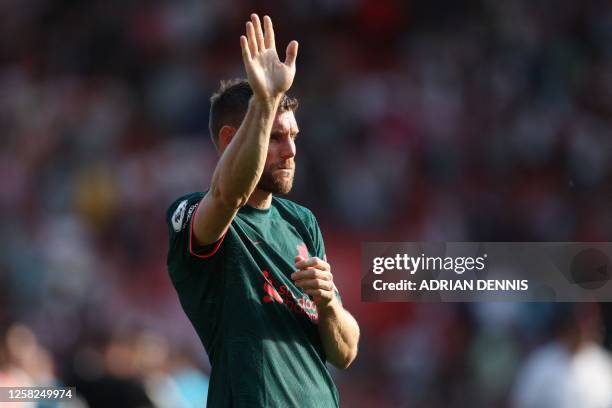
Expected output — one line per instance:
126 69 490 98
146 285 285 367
309 213 326 261
166 192 225 282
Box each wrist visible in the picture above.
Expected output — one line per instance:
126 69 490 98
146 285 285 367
250 94 282 111
316 296 341 317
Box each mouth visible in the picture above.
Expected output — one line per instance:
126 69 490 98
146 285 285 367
275 168 294 177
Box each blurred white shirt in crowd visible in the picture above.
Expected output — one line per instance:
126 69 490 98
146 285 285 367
512 341 612 408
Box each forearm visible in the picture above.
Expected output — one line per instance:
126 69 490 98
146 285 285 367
210 95 281 207
317 298 360 369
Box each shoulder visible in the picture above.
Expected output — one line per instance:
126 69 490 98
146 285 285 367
272 196 316 222
167 192 205 213
272 197 323 242
166 192 205 231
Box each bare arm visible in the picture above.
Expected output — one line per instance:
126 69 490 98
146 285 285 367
292 256 360 369
317 298 360 369
194 14 299 246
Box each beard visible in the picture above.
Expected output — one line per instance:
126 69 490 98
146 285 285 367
257 165 294 195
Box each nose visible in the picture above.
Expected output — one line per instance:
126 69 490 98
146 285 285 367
279 135 296 160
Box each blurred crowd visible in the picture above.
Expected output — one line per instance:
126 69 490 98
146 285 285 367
1 0 612 406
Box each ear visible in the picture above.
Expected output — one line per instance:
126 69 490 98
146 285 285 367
218 125 237 152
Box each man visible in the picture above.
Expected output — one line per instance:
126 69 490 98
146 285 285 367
166 14 360 407
511 304 612 408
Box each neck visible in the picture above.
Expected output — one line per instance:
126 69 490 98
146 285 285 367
247 188 272 209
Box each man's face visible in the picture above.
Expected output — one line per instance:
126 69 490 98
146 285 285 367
257 110 299 195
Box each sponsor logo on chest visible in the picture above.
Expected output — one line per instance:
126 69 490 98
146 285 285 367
261 270 319 323
260 242 318 323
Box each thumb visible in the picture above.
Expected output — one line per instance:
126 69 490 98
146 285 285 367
295 255 305 265
284 40 298 67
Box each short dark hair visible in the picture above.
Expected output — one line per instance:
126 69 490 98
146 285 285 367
208 79 299 148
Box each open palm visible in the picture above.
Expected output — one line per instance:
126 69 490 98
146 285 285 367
240 14 298 100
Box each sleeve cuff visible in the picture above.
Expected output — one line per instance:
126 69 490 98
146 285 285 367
188 203 227 259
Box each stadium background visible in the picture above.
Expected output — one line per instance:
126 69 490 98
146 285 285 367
1 0 612 406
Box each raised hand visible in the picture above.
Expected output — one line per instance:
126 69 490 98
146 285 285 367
240 14 298 101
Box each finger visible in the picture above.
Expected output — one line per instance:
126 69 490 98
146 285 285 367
240 35 251 62
291 266 317 280
295 256 329 271
305 289 333 299
246 21 258 56
291 268 331 281
294 279 334 291
251 14 265 51
284 40 298 67
295 255 305 264
263 15 275 50
295 257 316 268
